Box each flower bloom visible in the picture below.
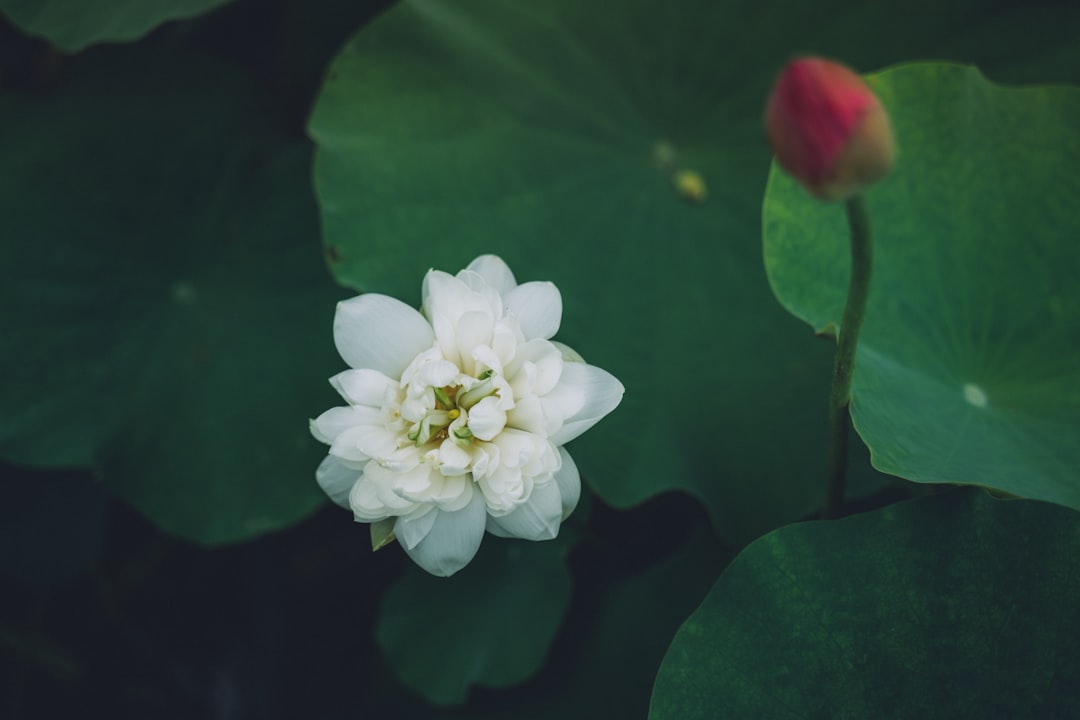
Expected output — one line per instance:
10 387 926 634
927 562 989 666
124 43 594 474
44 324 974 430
310 255 624 576
765 57 895 201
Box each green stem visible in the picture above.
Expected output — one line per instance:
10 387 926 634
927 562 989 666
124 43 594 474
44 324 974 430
822 194 873 519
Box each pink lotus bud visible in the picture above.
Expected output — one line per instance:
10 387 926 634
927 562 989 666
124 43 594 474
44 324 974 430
765 57 895 201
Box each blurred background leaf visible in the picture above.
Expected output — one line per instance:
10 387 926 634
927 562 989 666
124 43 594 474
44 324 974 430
0 49 346 543
0 480 723 718
308 0 1080 546
0 0 234 51
377 532 576 705
650 488 1080 719
764 63 1080 510
433 521 735 719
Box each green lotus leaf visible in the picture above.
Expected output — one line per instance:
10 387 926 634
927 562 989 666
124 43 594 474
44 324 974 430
376 534 574 705
0 51 345 543
308 0 1080 542
0 0 233 51
650 488 1080 719
764 63 1080 509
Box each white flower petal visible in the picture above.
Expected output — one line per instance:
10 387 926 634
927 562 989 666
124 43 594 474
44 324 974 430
492 428 541 469
531 441 561 477
333 425 392 463
316 455 363 509
412 358 460 389
472 344 503 377
400 346 445 387
539 380 584 430
329 368 397 407
485 477 562 541
507 339 563 397
390 463 439 500
469 441 500 480
506 394 547 435
391 464 474 512
456 269 505 318
402 491 488 577
362 464 421 515
437 439 473 476
490 431 559 478
548 363 625 445
505 281 562 340
468 396 507 441
428 268 504 321
553 447 580 519
432 474 475 512
423 271 478 365
455 311 494 376
478 464 530 514
394 507 438 550
400 390 434 423
422 270 467 322
530 349 564 397
349 479 385 521
551 340 585 363
310 405 382 445
491 319 522 367
327 424 374 463
334 295 434 377
491 375 516 410
345 429 420 472
465 254 517 296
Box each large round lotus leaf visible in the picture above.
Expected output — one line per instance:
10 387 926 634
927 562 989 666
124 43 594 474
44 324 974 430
309 0 1080 543
763 64 1080 510
0 0 232 51
376 534 574 705
650 488 1080 719
0 51 345 543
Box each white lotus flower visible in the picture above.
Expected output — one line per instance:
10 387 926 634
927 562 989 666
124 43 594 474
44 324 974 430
310 255 624 576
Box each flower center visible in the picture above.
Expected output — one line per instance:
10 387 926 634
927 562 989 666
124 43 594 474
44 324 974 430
404 370 500 449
